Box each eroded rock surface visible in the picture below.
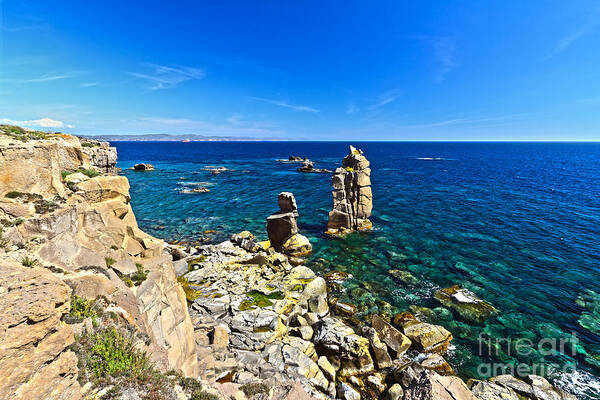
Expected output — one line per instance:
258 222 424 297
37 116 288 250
0 260 80 400
326 145 372 235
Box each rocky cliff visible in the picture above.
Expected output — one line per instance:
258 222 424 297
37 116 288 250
0 129 198 399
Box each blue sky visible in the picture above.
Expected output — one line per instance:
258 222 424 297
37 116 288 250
1 1 599 140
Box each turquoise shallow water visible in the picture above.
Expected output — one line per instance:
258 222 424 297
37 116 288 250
114 141 600 398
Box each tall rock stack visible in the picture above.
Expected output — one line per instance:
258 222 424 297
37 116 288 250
266 192 312 258
326 145 373 235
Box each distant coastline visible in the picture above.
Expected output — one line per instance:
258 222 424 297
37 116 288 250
86 133 284 142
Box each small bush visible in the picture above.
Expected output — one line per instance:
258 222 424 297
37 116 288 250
191 391 219 400
69 295 97 322
0 227 9 249
75 326 151 380
14 217 24 226
77 168 100 178
131 263 148 286
240 382 270 397
21 255 38 268
5 191 25 199
105 257 116 267
62 170 74 179
81 142 96 148
179 377 203 392
34 200 59 214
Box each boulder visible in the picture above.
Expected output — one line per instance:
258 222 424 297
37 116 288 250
278 192 299 216
266 193 312 258
133 163 154 170
468 380 520 400
403 368 476 400
326 146 373 234
399 316 453 354
337 382 361 400
362 326 392 369
525 375 577 400
267 213 298 249
434 285 497 324
419 354 453 375
312 317 374 376
386 384 404 400
488 375 534 397
371 314 411 356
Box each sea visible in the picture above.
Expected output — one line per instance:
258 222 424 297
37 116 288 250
113 141 600 399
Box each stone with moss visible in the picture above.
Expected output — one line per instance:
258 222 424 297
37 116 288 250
434 285 497 324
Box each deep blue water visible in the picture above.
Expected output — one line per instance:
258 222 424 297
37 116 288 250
114 141 600 398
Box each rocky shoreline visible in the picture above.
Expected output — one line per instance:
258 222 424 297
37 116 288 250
0 125 578 400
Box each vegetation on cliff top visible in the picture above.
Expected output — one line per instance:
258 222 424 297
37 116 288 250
0 124 49 141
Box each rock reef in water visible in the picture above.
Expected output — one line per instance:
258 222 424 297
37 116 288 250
297 160 331 174
133 162 154 170
326 145 373 235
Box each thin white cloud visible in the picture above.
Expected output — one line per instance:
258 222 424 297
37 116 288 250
550 7 600 57
369 89 402 110
431 37 458 82
0 74 71 84
1 117 74 129
400 113 529 129
129 64 205 90
415 35 458 82
80 82 98 87
251 97 319 113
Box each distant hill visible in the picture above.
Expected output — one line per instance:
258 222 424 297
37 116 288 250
87 133 283 141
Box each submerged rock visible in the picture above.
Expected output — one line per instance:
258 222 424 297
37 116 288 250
434 285 497 324
326 145 373 235
180 186 210 194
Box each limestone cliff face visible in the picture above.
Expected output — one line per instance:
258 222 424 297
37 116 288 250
0 259 80 400
326 145 373 234
0 133 198 399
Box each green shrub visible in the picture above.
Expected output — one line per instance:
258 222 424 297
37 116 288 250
77 168 100 178
179 377 203 392
62 170 74 179
81 142 96 148
240 382 270 397
105 257 116 267
75 326 151 380
69 295 97 322
21 255 38 268
34 200 59 214
131 263 148 286
14 217 24 226
191 391 219 400
5 191 25 199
